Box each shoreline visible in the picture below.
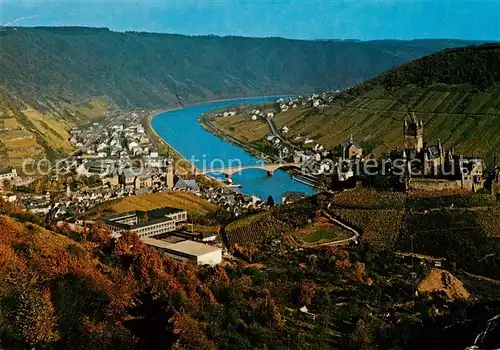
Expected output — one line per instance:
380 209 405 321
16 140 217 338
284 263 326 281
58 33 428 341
146 94 315 195
147 94 289 167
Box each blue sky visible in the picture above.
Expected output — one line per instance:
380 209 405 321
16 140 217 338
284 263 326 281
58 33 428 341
1 0 499 41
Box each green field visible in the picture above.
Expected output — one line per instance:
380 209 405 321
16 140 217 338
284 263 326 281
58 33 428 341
302 227 348 244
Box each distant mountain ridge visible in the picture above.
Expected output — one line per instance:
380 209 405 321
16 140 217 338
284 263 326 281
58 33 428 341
0 26 482 110
0 27 487 165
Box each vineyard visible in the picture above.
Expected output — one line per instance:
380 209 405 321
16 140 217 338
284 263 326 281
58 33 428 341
111 192 218 215
225 200 318 246
477 209 500 237
330 188 405 209
328 208 404 249
406 191 497 211
225 212 291 246
397 210 500 279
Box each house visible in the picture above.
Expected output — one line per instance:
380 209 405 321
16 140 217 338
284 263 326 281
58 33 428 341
0 167 17 184
118 168 140 189
282 126 289 134
174 179 199 191
136 172 153 189
223 111 237 117
251 115 258 121
267 112 274 118
341 135 363 159
128 141 139 151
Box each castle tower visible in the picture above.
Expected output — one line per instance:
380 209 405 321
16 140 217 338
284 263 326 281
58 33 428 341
404 112 423 152
165 162 175 189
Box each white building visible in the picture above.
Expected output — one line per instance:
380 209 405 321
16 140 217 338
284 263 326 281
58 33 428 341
0 168 17 183
164 241 222 266
102 207 188 239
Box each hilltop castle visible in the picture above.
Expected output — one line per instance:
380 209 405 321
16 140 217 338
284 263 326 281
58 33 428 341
395 113 484 192
404 112 423 153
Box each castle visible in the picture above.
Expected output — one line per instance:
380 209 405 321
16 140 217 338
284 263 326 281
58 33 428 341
404 112 424 153
396 113 484 192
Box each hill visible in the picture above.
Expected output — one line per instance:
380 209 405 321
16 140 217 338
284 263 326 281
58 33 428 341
81 191 218 220
0 27 479 110
270 43 500 160
0 87 111 167
0 27 482 164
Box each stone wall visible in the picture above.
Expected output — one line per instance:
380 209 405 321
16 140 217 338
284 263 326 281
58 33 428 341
409 178 464 192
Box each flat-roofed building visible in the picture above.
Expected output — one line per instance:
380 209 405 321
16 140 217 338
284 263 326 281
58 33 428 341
101 207 188 238
164 241 222 266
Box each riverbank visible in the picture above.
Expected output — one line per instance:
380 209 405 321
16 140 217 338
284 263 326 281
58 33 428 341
147 94 289 165
198 108 315 186
199 114 280 163
149 96 315 201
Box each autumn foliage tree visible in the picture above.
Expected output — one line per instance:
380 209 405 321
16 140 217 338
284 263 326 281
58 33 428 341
298 279 317 306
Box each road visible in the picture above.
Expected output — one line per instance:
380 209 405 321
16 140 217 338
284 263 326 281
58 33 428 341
307 203 361 247
265 116 297 150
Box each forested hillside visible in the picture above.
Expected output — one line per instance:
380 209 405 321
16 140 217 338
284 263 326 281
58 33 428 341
1 195 500 349
0 27 479 110
271 44 500 161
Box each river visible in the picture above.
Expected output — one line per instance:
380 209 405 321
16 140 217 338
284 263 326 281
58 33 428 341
151 96 315 203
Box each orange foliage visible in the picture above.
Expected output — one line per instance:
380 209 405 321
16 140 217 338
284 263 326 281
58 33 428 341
6 289 60 346
170 313 217 350
298 280 317 306
353 262 366 283
208 265 230 287
0 213 219 348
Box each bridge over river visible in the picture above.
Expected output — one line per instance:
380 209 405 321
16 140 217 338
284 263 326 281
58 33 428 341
198 162 303 177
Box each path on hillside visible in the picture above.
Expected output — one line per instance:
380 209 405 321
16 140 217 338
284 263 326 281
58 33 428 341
459 269 500 285
307 202 361 247
410 206 495 215
265 117 296 150
325 103 500 118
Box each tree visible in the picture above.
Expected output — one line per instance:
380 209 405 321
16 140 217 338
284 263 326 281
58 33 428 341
349 318 374 349
4 289 60 347
266 195 275 207
2 179 13 192
315 174 332 192
298 280 317 306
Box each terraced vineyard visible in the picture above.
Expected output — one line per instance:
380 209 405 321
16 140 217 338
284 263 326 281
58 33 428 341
331 188 405 209
225 212 291 246
406 191 497 210
270 45 500 161
225 200 317 246
111 192 218 215
328 208 404 249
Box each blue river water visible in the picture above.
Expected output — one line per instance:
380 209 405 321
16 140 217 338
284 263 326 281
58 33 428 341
151 96 315 203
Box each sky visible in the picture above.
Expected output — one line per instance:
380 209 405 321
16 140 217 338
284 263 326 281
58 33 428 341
0 0 499 41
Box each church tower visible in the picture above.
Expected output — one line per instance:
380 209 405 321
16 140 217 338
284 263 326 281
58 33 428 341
404 112 423 152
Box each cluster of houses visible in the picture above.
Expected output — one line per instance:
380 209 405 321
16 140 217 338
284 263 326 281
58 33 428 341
199 186 268 216
276 91 341 112
70 113 156 160
4 171 268 221
249 108 274 121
